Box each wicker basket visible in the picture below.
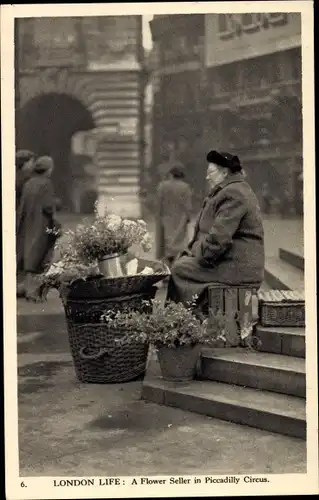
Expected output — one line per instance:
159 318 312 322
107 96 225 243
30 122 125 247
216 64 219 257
64 288 156 383
258 290 305 327
65 258 170 300
64 290 156 324
67 322 149 383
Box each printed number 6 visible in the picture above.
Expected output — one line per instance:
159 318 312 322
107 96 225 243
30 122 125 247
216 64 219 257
21 481 26 488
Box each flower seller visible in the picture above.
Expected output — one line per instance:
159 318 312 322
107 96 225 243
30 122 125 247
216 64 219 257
167 150 265 306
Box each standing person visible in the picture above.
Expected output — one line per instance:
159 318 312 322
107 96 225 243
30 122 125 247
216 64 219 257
16 150 36 212
16 150 36 296
16 156 62 302
261 182 271 215
167 150 265 305
155 164 193 267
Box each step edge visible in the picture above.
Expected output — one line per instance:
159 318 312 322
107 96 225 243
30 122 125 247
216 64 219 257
201 353 306 374
142 379 307 422
264 263 304 281
256 326 305 335
279 247 304 260
279 248 305 270
142 380 306 421
264 268 304 291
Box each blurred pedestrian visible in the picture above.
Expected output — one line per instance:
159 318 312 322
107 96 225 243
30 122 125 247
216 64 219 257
156 152 184 183
155 164 193 267
16 150 37 296
261 182 271 214
16 156 62 301
167 150 264 306
280 187 295 218
16 150 36 212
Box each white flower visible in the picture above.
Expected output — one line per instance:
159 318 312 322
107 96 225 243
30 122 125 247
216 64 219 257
106 214 122 231
122 219 132 228
141 233 153 252
45 262 65 276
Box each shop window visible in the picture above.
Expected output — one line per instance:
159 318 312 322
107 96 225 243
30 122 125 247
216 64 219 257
268 13 288 27
241 14 260 33
218 14 233 39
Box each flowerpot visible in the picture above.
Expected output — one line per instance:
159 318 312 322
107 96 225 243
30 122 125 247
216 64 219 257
156 344 201 382
98 253 124 278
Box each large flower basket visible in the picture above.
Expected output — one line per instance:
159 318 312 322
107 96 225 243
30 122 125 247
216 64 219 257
60 259 170 384
156 344 202 383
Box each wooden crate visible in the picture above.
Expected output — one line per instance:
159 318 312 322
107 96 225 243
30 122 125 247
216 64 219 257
208 285 259 347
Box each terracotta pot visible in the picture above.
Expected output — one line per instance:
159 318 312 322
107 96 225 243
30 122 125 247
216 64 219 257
98 253 124 278
156 344 201 382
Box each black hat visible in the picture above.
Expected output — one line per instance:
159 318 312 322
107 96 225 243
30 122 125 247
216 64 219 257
206 150 242 173
16 150 36 170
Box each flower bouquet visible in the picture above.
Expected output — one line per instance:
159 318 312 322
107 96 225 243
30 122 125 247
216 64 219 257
39 204 170 301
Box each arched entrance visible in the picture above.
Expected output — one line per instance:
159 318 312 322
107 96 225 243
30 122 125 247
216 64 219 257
16 92 95 210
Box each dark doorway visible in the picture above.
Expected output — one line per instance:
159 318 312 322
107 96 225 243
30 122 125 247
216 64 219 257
16 93 95 210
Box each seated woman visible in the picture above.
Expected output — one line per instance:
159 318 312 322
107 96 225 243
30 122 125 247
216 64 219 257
167 150 265 307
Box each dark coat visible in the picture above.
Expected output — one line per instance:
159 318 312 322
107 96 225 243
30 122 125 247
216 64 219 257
16 170 32 212
155 178 192 260
16 174 59 273
170 172 265 302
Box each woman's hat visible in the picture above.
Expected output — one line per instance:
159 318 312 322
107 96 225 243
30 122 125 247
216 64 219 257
206 150 242 172
169 163 185 178
16 150 36 170
34 156 54 173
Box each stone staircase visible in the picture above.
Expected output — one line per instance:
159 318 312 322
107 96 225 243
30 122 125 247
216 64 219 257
142 246 306 439
264 246 304 291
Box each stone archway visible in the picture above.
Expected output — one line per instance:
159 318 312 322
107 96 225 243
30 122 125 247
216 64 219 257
17 92 95 210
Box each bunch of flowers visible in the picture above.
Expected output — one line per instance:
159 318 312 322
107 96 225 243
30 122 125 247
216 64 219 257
101 299 226 349
66 208 152 264
38 204 153 296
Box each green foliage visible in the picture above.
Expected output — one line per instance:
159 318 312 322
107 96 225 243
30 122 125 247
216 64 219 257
101 299 227 349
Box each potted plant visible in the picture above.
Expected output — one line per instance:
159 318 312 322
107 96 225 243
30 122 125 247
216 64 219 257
101 299 227 383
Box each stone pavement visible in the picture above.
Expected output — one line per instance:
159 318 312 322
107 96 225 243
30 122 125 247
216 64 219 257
17 323 306 477
15 213 306 477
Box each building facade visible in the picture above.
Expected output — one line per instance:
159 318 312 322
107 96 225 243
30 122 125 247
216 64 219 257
150 13 303 214
16 16 145 217
150 14 206 212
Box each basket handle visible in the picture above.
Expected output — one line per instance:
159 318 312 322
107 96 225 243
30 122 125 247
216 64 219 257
79 346 110 360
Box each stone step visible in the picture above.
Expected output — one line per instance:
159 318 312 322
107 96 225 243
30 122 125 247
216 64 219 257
279 247 304 271
200 348 305 398
142 359 306 439
264 256 304 291
255 325 305 358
